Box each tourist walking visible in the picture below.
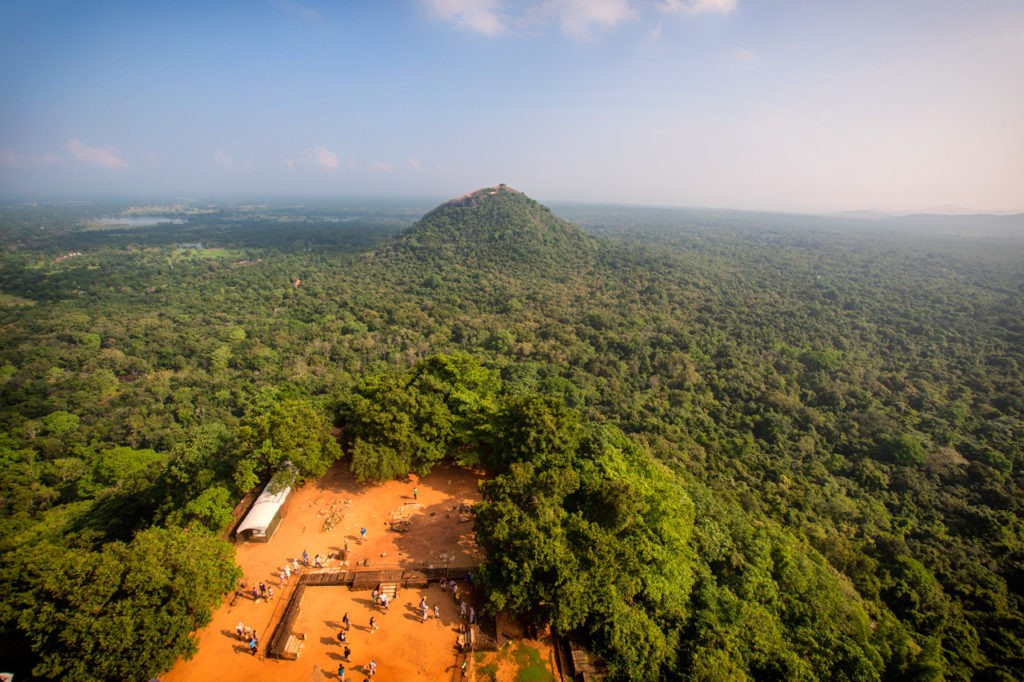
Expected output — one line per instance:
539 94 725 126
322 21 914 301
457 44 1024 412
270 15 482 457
369 616 377 633
368 659 377 677
337 663 345 680
343 645 351 661
342 612 350 630
434 604 440 621
302 549 309 565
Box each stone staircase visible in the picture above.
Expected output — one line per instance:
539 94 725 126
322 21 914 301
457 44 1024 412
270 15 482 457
378 581 399 601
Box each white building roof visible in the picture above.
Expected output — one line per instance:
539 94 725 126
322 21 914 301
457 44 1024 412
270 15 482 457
236 481 291 534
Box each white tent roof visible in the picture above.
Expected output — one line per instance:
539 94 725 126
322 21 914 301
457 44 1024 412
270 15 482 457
237 481 291 534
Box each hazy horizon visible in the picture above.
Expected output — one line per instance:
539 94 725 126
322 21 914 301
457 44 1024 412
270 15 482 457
2 1 1022 214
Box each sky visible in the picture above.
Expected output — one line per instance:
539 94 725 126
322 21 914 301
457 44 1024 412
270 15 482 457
1 0 1021 213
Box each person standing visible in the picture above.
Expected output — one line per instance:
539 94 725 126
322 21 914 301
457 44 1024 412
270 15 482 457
342 612 350 630
235 622 244 640
360 527 367 543
434 604 440 622
368 659 377 677
342 645 351 661
267 586 274 602
413 486 418 500
337 663 345 680
369 616 377 633
302 549 309 565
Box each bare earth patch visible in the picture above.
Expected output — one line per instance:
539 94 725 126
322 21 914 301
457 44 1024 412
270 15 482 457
162 462 493 681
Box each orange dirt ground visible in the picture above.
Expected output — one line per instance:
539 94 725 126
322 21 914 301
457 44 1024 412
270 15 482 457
162 462 490 682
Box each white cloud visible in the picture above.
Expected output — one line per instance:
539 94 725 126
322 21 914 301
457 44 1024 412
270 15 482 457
424 0 637 37
65 138 128 168
310 145 340 170
423 0 506 36
543 0 634 37
1 150 29 167
214 150 234 168
407 157 423 171
370 161 394 172
424 0 735 37
732 46 756 62
660 0 737 15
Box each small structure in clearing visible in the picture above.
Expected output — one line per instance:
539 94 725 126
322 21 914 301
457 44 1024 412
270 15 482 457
236 480 291 542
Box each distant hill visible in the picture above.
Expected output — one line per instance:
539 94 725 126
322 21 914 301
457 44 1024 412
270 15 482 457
390 185 597 273
883 212 1024 237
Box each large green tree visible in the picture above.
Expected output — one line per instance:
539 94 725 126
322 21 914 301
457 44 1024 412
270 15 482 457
5 527 239 681
235 390 342 490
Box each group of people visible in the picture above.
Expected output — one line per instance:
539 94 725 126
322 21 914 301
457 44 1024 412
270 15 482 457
440 577 475 623
250 581 274 603
334 609 377 679
370 588 391 613
337 658 375 680
234 622 259 656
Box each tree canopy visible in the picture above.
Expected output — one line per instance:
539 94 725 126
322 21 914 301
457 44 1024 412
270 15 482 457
1 196 1022 679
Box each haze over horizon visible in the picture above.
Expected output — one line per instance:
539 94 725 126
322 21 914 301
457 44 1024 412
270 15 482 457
1 0 1021 214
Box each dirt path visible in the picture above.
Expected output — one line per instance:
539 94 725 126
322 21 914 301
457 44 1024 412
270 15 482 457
163 462 485 682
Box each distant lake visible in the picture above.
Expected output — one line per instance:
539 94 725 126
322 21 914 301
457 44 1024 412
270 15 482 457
93 216 185 227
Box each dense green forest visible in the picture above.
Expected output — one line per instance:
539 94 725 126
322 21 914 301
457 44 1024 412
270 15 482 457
0 188 1021 680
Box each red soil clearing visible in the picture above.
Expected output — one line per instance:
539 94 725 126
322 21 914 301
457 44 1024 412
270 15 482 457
163 462 485 682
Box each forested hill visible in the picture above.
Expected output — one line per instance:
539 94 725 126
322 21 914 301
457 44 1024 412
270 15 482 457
387 184 597 274
0 196 1022 680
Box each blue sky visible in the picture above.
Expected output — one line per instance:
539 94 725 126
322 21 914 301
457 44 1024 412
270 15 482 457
1 0 1021 212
